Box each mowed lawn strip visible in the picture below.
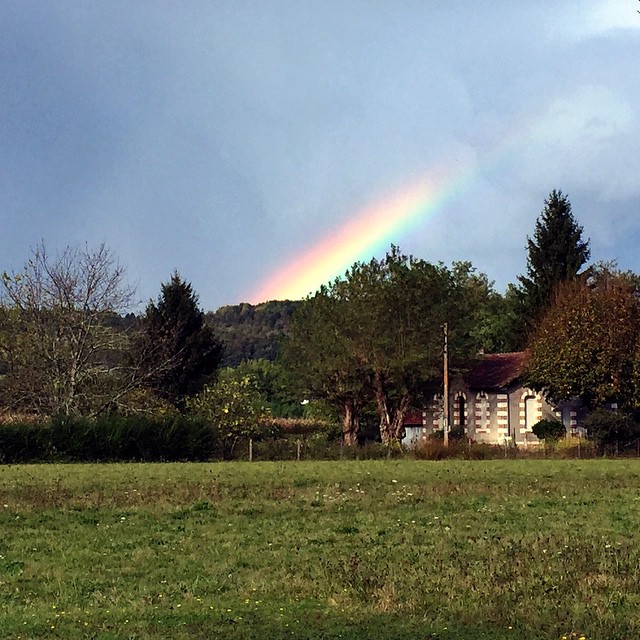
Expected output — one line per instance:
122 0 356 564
0 460 639 639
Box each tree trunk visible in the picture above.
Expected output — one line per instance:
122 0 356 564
374 372 411 445
391 392 411 442
342 399 360 446
374 374 393 445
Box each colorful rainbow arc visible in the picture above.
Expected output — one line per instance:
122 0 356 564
246 108 551 304
247 165 462 304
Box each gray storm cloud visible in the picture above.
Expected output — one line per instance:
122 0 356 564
1 1 638 308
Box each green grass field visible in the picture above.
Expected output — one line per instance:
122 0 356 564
1 460 639 639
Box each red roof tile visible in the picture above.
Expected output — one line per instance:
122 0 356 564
466 351 529 390
404 410 424 426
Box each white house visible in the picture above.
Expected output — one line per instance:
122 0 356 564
403 352 584 446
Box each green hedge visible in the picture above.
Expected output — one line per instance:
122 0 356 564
0 415 219 463
0 415 343 463
227 435 406 462
3 414 636 463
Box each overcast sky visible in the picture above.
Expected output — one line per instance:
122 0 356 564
1 1 639 311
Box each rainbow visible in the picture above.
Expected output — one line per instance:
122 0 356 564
247 108 551 304
246 162 468 304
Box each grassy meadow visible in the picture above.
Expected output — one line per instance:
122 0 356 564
1 460 639 639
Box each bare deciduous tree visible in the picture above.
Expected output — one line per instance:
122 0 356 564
0 243 137 416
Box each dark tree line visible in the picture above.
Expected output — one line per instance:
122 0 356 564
0 254 222 417
6 188 632 447
207 300 301 366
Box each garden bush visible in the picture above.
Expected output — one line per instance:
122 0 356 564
532 418 566 442
584 408 640 453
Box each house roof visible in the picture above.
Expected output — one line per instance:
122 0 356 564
404 410 424 426
466 351 529 390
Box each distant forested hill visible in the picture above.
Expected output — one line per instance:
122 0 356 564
206 300 302 367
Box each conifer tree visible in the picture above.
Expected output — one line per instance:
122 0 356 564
136 273 223 408
517 189 590 339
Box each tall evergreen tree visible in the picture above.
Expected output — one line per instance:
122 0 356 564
516 189 590 340
136 273 223 408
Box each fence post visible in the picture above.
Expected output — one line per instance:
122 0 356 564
249 438 253 462
296 438 301 461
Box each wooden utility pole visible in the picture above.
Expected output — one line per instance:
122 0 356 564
443 322 449 447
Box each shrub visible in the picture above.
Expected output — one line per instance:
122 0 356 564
414 439 474 460
0 421 50 463
449 426 466 441
584 409 640 453
553 435 597 459
532 418 566 442
261 417 338 438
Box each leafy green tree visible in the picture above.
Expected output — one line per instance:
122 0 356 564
496 284 530 352
449 261 517 355
230 359 304 418
526 267 640 410
186 372 268 458
136 273 223 408
516 189 590 343
341 248 454 444
282 247 496 444
281 287 367 445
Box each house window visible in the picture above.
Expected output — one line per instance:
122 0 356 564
431 394 444 430
476 392 489 430
524 395 538 431
457 394 466 427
